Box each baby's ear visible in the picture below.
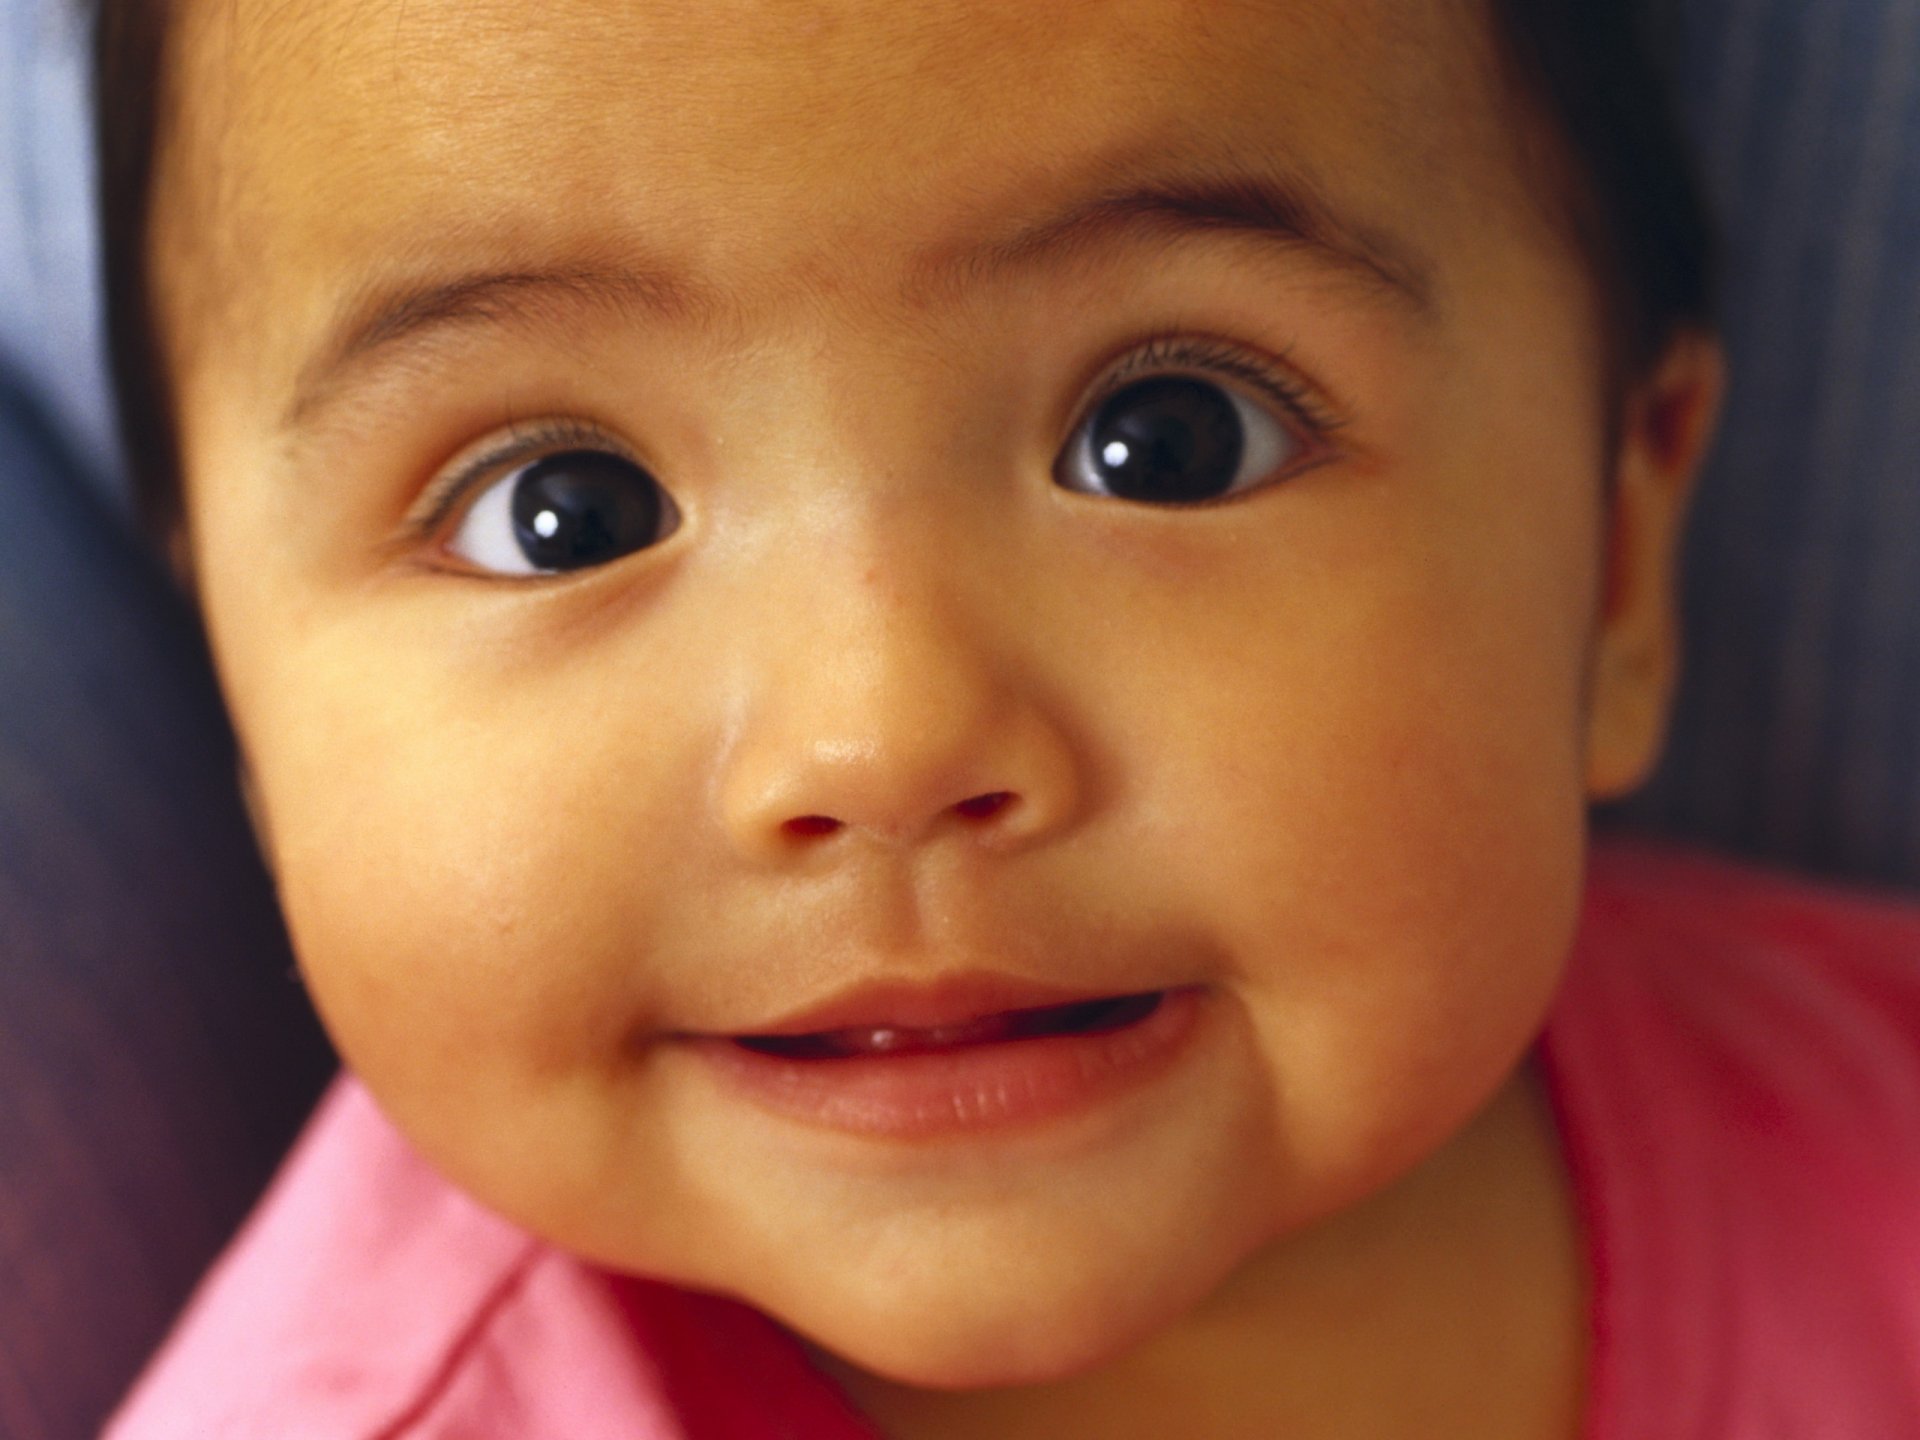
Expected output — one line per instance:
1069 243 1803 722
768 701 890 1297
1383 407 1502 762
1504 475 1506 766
1583 329 1726 800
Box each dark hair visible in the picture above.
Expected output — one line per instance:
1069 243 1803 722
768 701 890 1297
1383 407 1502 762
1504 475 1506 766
1490 0 1718 380
91 0 1717 542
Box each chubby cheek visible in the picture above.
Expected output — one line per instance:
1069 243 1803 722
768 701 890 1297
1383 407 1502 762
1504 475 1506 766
1150 521 1595 1218
236 621 702 1222
1241 690 1586 1209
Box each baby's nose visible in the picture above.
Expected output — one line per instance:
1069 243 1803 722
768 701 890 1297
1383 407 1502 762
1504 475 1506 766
712 551 1082 868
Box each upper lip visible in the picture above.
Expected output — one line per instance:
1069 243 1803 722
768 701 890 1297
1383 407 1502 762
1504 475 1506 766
727 972 1156 1038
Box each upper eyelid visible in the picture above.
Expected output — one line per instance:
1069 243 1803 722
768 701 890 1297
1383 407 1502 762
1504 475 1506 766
1091 334 1347 442
405 416 630 537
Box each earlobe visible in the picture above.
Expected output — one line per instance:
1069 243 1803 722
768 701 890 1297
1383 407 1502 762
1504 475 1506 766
1584 329 1726 800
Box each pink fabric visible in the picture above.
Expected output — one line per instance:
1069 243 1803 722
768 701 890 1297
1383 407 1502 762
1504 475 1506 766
105 840 1920 1438
97 1087 879 1440
1539 842 1920 1437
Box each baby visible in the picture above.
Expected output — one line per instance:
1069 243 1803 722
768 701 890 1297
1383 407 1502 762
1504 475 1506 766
91 0 1920 1436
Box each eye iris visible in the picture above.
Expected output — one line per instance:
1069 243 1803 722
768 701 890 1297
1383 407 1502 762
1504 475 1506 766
1089 375 1244 503
509 450 662 571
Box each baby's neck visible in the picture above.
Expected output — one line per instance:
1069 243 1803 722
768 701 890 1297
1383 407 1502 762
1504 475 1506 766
815 1061 1587 1440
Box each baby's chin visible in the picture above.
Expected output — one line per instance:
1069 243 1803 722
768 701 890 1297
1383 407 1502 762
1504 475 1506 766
629 1071 1295 1388
752 1195 1273 1391
661 1123 1292 1391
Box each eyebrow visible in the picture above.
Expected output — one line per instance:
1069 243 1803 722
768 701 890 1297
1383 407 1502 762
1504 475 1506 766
907 168 1434 314
281 168 1434 432
283 265 710 428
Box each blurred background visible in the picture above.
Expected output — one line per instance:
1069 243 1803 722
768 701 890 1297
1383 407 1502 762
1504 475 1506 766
0 0 1916 1435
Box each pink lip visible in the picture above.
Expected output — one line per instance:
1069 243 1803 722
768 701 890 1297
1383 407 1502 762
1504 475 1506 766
687 983 1208 1140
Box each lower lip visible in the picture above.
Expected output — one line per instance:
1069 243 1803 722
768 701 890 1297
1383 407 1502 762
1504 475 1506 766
688 987 1205 1140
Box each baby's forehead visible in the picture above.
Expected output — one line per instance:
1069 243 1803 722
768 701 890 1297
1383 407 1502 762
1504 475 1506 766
150 0 1543 399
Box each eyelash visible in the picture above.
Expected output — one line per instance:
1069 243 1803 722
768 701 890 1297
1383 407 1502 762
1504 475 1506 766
1093 332 1344 456
406 415 620 540
406 335 1344 545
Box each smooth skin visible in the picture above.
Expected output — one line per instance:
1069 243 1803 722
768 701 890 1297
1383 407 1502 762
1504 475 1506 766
148 1 1721 1435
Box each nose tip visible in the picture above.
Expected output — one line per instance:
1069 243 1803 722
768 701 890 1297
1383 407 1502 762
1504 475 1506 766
718 693 1080 866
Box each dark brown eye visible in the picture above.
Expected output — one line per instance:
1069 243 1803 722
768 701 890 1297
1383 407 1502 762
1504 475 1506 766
449 449 676 575
1057 373 1298 505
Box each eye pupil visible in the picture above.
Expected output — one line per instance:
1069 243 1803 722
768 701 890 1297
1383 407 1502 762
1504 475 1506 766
509 450 663 570
1089 376 1245 503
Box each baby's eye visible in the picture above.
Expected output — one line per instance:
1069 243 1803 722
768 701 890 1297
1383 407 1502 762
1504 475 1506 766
446 448 677 576
1055 346 1323 505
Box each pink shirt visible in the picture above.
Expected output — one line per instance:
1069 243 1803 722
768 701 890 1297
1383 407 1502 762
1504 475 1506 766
106 840 1920 1438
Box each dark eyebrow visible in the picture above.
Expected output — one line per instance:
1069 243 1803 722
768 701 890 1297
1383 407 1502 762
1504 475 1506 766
904 168 1436 315
282 168 1432 433
283 263 713 429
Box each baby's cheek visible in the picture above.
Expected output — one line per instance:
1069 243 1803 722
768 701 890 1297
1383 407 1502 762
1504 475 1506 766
270 784 679 1242
253 662 661 1156
1175 594 1589 1210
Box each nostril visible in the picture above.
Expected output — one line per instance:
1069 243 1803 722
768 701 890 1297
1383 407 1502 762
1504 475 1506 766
779 793 1014 843
784 815 843 838
955 791 1015 820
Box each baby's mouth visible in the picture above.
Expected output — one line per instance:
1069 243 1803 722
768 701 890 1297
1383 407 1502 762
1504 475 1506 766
700 984 1205 1139
731 991 1167 1060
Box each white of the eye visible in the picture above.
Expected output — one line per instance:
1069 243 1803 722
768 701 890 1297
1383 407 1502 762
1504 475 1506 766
1067 381 1296 499
446 468 544 576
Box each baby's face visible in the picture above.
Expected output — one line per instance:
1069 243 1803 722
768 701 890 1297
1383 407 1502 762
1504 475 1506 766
154 0 1693 1388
